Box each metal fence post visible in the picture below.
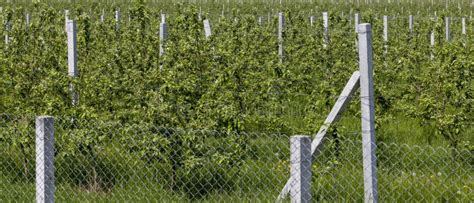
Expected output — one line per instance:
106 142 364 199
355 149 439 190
357 23 378 203
36 116 55 203
290 135 312 203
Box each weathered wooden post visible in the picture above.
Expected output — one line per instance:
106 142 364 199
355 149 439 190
310 16 314 27
290 136 312 203
357 23 378 203
36 116 55 203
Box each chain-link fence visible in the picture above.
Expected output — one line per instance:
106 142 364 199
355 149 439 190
0 115 472 202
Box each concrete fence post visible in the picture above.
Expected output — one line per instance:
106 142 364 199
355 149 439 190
290 135 312 203
203 19 212 38
159 14 168 57
461 17 466 35
408 15 413 35
445 17 451 41
36 116 55 203
357 23 379 203
66 20 78 106
323 12 329 47
115 9 120 31
278 12 284 60
383 15 388 42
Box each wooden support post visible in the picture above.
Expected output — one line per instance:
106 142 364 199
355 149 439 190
36 116 55 203
357 23 378 203
290 136 312 203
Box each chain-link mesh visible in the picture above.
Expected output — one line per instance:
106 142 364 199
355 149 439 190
0 115 472 202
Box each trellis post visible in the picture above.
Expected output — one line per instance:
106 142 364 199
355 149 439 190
203 19 212 38
323 12 329 47
445 17 451 41
278 12 285 61
66 20 78 106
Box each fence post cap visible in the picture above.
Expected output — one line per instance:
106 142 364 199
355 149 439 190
291 135 310 138
358 23 372 33
37 116 54 119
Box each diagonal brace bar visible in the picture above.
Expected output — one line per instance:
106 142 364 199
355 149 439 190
277 71 360 201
